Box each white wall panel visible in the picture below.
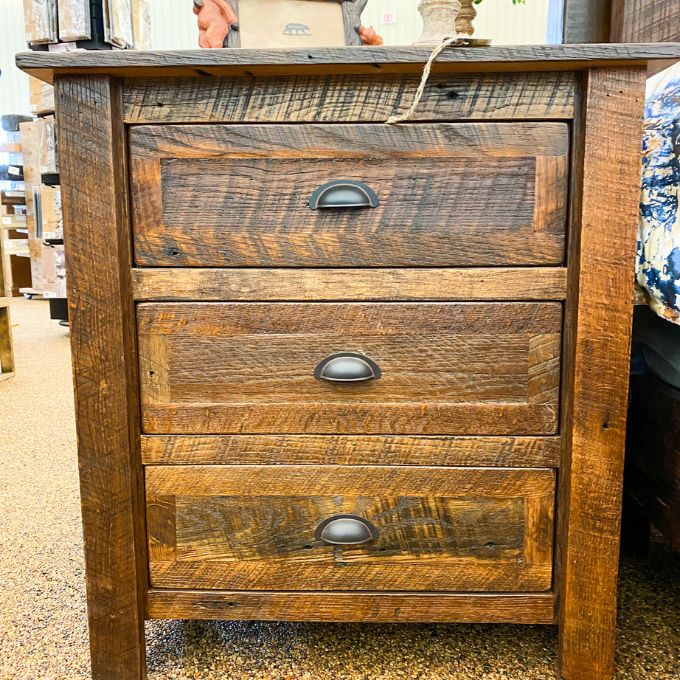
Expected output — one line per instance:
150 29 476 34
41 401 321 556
0 0 31 116
149 0 196 50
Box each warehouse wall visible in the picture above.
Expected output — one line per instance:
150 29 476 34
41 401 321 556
149 0 196 49
0 0 31 116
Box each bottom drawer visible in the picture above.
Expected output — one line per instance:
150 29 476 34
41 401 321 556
146 465 555 592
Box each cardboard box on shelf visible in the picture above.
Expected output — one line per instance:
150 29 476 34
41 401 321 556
28 238 45 290
41 244 66 299
23 0 58 44
58 0 92 41
29 78 55 115
40 186 63 239
39 116 58 175
3 252 32 297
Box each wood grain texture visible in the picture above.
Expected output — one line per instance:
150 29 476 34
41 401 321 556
557 68 646 680
341 0 366 46
146 590 556 624
146 465 555 592
628 375 680 502
611 0 680 44
137 302 563 436
16 44 680 84
563 0 611 43
122 72 576 123
626 374 680 550
131 268 569 302
625 465 680 551
610 0 680 75
55 76 146 679
147 464 557 497
130 123 569 268
141 434 562 467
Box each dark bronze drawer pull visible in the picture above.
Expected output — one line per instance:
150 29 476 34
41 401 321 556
308 180 380 209
315 515 379 546
314 352 381 382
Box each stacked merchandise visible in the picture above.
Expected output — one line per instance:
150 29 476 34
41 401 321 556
18 115 66 318
0 115 32 298
22 0 151 321
23 0 151 51
25 1 152 113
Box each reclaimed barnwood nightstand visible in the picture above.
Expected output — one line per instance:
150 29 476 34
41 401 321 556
18 43 680 680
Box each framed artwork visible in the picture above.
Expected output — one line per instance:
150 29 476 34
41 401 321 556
195 0 370 49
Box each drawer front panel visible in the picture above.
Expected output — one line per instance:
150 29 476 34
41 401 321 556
130 123 569 267
146 465 556 592
138 302 563 435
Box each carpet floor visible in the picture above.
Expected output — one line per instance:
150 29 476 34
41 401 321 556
1 298 678 679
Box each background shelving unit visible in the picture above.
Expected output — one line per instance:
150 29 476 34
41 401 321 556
19 0 151 322
1 115 32 299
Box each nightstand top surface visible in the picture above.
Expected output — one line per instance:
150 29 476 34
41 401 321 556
17 43 680 84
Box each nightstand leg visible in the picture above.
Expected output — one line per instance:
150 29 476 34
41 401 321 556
55 75 147 679
556 67 647 680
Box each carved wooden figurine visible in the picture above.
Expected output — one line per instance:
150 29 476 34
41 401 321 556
359 25 383 46
194 0 239 48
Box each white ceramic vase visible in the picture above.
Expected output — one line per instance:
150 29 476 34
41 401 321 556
415 0 462 46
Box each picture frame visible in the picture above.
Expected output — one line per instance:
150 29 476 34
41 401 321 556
223 0 368 48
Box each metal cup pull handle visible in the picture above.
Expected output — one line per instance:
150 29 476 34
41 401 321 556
314 352 381 383
315 515 379 546
308 180 380 209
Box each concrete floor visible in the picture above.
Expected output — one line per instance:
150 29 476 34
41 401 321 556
1 297 678 680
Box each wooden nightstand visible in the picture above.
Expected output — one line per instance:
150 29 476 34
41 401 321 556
18 43 680 680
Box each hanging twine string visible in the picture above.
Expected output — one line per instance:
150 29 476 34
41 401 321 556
386 35 464 125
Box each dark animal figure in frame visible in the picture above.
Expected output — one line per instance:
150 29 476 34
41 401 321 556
284 22 312 36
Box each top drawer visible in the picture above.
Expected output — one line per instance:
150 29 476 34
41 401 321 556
130 123 569 268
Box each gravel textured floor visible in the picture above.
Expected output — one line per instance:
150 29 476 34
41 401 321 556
1 298 678 679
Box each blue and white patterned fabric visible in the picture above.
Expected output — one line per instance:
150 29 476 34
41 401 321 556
637 63 680 325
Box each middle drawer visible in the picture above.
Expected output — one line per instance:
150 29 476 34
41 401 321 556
138 302 562 436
